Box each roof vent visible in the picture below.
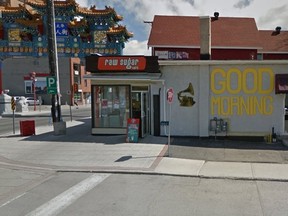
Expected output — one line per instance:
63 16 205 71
272 26 282 36
275 26 281 33
214 12 219 20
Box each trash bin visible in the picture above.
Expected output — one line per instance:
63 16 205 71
20 120 35 136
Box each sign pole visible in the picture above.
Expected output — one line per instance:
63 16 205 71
70 104 72 122
47 0 61 123
167 88 174 157
168 102 171 156
11 97 16 134
12 109 15 134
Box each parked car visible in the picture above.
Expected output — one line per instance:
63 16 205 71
25 97 42 106
13 96 24 101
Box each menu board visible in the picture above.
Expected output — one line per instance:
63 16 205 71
126 118 140 143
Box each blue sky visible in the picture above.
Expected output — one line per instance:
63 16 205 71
77 0 288 55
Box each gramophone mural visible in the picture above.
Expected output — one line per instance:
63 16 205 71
177 82 196 107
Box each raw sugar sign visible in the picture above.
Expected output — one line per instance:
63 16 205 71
126 118 140 143
98 56 146 71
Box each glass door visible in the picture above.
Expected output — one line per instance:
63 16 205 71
141 92 149 137
132 91 149 137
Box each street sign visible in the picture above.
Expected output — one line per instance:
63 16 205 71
160 121 169 126
166 88 173 156
167 88 174 104
46 76 57 94
11 97 16 111
11 97 16 134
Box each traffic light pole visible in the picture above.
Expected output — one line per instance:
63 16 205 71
46 0 61 122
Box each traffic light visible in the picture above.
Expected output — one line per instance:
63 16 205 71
73 83 78 93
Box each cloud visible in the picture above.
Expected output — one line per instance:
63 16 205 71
167 0 180 14
183 0 195 6
73 0 288 56
123 40 151 56
77 0 89 7
234 0 254 9
258 5 288 30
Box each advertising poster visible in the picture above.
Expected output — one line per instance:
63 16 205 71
126 118 140 143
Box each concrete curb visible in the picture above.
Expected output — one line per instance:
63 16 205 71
1 156 288 182
282 139 288 147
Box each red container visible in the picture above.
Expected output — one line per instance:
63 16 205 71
20 120 35 136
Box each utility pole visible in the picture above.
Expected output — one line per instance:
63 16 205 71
46 0 61 122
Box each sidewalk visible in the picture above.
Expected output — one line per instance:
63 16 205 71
0 115 288 181
170 137 288 164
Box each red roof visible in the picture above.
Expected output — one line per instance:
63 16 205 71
258 30 288 53
148 15 200 47
148 15 262 49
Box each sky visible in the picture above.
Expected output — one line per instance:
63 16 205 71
76 0 288 56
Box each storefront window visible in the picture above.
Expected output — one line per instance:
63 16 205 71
93 85 130 128
24 78 47 94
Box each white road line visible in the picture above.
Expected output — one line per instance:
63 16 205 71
0 193 26 208
25 173 110 216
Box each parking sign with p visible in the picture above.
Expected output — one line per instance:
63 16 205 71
46 76 57 94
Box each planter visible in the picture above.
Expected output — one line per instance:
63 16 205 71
53 121 66 135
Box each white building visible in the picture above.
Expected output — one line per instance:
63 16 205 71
85 55 288 140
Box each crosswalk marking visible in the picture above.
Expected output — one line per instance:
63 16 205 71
25 173 110 216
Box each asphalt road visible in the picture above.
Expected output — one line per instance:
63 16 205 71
0 105 91 135
1 172 288 216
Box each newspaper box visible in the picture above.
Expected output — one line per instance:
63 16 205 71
20 120 35 136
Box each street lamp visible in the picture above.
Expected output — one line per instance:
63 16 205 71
47 0 61 123
30 71 37 111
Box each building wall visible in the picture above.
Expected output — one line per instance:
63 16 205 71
81 65 91 104
86 59 287 138
262 53 288 60
69 58 91 105
160 65 200 136
159 60 287 137
2 57 72 105
153 47 200 60
153 47 259 60
211 49 257 60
